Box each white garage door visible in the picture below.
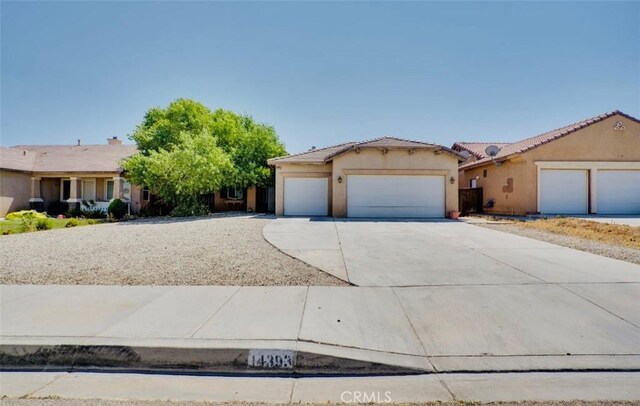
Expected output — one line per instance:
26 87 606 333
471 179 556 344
347 175 445 218
597 170 640 214
284 177 328 216
539 169 588 214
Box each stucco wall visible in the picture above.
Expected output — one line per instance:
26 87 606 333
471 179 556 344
331 149 459 217
273 163 333 216
273 149 459 217
0 170 31 217
460 114 640 214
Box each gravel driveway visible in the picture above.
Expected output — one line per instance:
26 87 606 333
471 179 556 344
0 215 346 286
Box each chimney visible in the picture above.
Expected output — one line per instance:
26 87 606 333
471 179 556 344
108 136 122 145
77 139 81 146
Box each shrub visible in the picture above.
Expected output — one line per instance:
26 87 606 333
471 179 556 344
66 207 84 218
108 198 128 220
65 218 80 228
35 218 52 231
170 200 209 217
47 201 69 216
6 210 47 221
87 219 98 225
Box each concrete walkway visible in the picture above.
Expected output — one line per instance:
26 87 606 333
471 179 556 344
3 371 640 403
2 284 640 373
263 218 640 286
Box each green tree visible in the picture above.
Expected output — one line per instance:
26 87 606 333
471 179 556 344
123 131 232 216
123 98 286 216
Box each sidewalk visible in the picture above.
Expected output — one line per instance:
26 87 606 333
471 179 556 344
2 284 640 374
2 371 640 403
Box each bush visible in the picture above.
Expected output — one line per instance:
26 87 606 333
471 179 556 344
170 200 209 217
47 201 69 216
65 207 84 218
87 219 97 225
35 218 52 231
108 198 128 220
6 210 47 221
65 218 80 228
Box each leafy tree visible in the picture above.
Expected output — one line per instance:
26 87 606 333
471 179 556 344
123 99 286 216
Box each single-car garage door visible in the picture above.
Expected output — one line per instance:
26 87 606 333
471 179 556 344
597 170 640 214
284 177 328 216
539 169 588 214
347 175 445 218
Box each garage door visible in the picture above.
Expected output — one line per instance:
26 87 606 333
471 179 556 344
347 175 445 218
539 169 588 214
284 178 328 216
597 170 640 214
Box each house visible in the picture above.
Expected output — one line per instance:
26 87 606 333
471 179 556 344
267 137 463 218
0 137 270 217
0 137 145 217
453 110 640 215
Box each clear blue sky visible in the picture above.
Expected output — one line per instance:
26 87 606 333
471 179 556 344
1 1 638 153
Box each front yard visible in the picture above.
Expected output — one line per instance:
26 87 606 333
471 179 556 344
0 215 346 286
0 218 101 235
481 217 640 265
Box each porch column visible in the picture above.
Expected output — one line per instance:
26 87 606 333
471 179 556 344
29 177 44 211
113 177 124 199
68 177 81 203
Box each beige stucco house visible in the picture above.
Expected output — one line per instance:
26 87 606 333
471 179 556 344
268 137 463 218
0 137 146 217
453 110 640 215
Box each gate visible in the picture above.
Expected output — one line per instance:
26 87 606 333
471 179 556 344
459 188 483 215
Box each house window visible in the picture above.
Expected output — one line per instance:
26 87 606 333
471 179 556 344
142 188 150 202
470 179 478 188
483 169 488 178
105 180 114 200
61 179 71 201
222 187 243 200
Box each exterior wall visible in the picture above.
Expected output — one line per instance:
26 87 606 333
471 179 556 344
130 183 143 214
459 114 640 214
331 149 459 217
0 170 32 216
273 163 333 216
246 186 257 212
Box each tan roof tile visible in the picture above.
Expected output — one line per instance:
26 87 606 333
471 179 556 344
1 144 137 173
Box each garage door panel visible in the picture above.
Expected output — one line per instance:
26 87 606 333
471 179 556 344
539 170 588 214
284 178 328 216
347 175 445 218
597 171 640 214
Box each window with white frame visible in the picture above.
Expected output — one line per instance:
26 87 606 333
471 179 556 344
61 179 71 201
105 180 115 200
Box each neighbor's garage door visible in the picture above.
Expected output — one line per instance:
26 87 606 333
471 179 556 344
597 170 640 214
347 175 445 218
539 169 588 214
284 177 328 216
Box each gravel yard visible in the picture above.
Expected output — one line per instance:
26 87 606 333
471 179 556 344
479 223 640 265
0 215 346 286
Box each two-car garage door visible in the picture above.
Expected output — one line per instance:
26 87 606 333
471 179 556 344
539 169 640 214
282 175 446 217
347 175 445 218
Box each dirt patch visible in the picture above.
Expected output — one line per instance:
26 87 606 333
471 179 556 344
517 218 640 250
480 223 640 265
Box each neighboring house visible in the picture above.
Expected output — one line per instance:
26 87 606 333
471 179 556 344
0 137 146 217
267 137 463 218
453 110 640 215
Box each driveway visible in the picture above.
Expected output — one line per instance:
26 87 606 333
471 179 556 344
263 218 640 286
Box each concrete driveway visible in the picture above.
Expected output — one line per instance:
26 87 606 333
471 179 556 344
263 218 640 286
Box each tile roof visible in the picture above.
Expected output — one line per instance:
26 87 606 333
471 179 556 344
1 144 138 173
457 110 639 170
452 142 511 160
268 136 463 164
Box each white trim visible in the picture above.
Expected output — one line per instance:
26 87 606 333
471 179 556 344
29 198 44 203
60 179 71 201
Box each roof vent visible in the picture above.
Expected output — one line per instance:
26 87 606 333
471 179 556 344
309 146 316 151
77 139 81 146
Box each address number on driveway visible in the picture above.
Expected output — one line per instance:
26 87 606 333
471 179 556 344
247 349 296 369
